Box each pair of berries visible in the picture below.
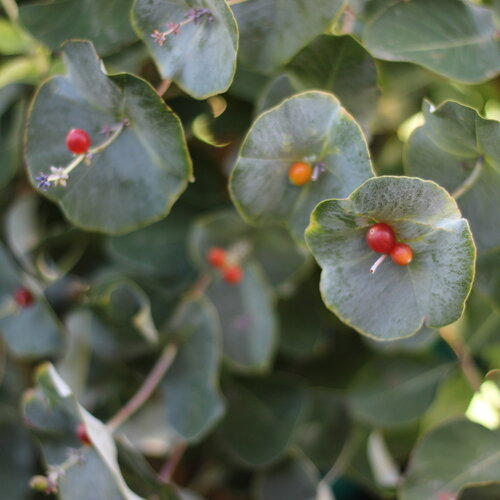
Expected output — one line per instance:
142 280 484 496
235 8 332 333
66 128 91 155
366 223 413 273
207 247 243 284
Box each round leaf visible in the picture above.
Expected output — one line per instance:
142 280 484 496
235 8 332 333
26 41 192 235
400 420 500 500
133 0 238 99
230 91 374 242
305 176 476 340
362 0 500 83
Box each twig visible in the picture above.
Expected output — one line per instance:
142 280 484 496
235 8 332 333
439 326 483 393
158 442 187 483
321 429 362 485
106 343 178 432
451 156 484 200
156 79 172 96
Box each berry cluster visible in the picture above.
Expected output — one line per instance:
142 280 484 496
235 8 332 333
151 8 214 46
207 247 243 285
366 223 413 273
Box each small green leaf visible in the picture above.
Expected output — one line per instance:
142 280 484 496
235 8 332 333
305 176 476 340
19 0 138 55
23 363 145 500
133 0 238 99
348 357 449 428
162 296 224 442
218 373 305 466
400 420 500 500
405 100 500 253
230 91 374 242
207 262 278 372
362 0 500 83
232 0 344 74
26 40 192 235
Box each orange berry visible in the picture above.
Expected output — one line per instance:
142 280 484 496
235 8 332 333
390 243 413 266
223 266 243 285
207 247 227 268
288 162 313 186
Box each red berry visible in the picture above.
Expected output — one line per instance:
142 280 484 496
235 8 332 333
76 422 91 446
288 161 313 186
13 288 34 307
223 266 243 285
207 247 227 268
66 128 91 154
366 223 396 254
390 243 413 266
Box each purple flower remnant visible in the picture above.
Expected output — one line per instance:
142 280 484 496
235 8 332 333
151 29 167 46
311 161 326 181
186 8 214 23
35 172 51 191
166 21 181 35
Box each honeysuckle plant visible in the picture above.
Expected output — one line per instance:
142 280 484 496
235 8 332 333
0 1 499 500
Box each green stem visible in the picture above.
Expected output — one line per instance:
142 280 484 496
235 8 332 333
47 121 126 182
451 157 484 200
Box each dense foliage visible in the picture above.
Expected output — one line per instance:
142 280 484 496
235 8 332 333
0 0 499 499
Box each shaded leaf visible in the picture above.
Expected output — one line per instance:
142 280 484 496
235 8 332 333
255 455 333 500
26 40 192 234
348 357 449 428
400 420 500 500
163 296 224 442
294 388 350 469
218 373 305 466
233 0 344 74
207 262 278 372
362 0 500 83
286 35 380 132
305 176 476 339
230 91 373 242
19 0 138 55
458 482 500 500
133 0 238 99
405 100 500 253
